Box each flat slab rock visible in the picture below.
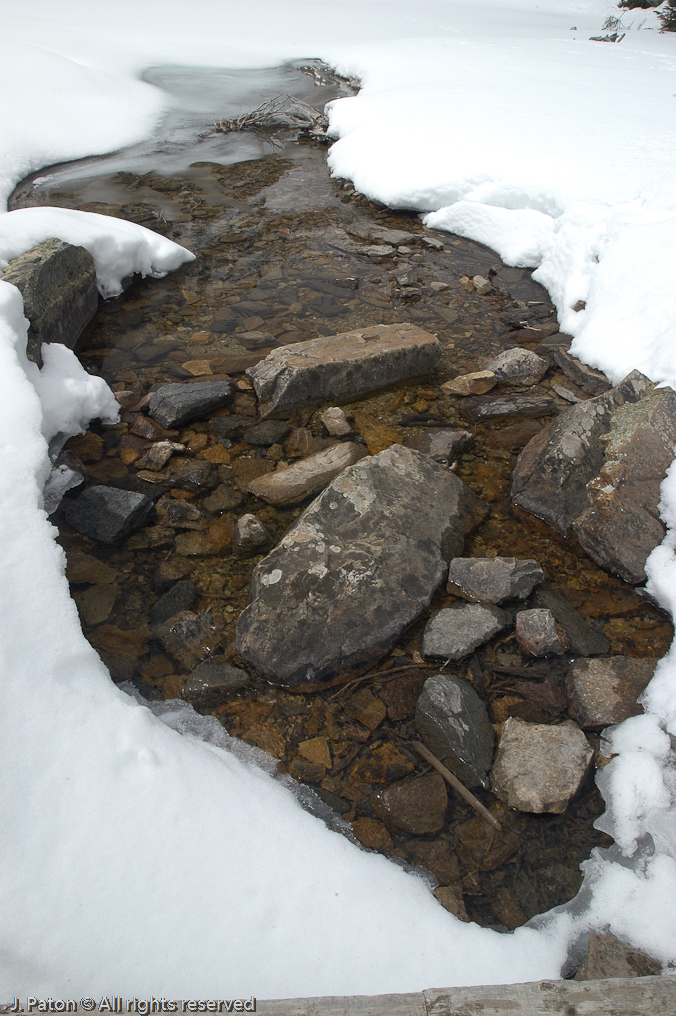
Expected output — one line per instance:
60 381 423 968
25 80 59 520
148 379 234 428
415 672 495 789
491 717 593 814
246 322 441 417
422 604 506 661
565 656 656 728
244 442 364 505
235 445 486 687
447 556 543 604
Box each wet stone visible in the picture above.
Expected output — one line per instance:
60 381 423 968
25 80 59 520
466 394 558 421
135 441 184 471
348 742 414 784
62 485 154 543
565 656 656 728
209 415 249 440
515 608 569 656
166 458 218 492
65 551 119 585
406 839 460 885
344 688 387 731
74 583 119 625
247 322 441 417
244 442 364 506
434 885 469 921
415 673 496 789
182 658 250 709
201 483 244 512
553 348 611 396
372 773 447 834
148 379 234 428
485 347 549 386
233 513 270 556
153 610 218 669
406 428 474 465
236 445 486 687
441 370 496 397
446 556 544 605
149 579 196 626
572 496 665 586
533 582 611 657
155 497 204 529
491 717 593 814
351 817 393 853
574 934 661 981
422 604 507 662
242 419 292 446
320 406 353 437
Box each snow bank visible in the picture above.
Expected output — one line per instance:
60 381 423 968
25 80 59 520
1 0 676 999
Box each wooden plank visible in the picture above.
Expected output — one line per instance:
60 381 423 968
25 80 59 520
258 976 675 1015
424 976 676 1015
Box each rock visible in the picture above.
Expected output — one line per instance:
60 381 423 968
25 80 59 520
491 717 593 813
466 394 558 421
486 420 542 452
88 625 151 660
284 428 314 458
153 610 218 670
236 445 486 686
434 886 470 921
242 420 292 446
135 441 184 471
62 485 154 543
553 348 611 396
565 656 656 728
165 458 218 493
74 583 119 625
2 239 98 365
148 380 234 428
515 608 569 656
455 804 526 870
320 406 353 437
155 497 204 530
344 688 387 731
351 817 394 853
209 415 249 440
422 605 507 661
377 671 429 722
246 322 441 417
232 458 275 489
149 580 196 626
491 887 528 930
446 557 544 604
572 497 666 585
441 371 496 396
347 222 417 247
574 934 661 981
415 673 496 789
65 552 119 585
244 442 364 506
485 348 549 386
202 483 244 512
406 427 473 465
406 840 460 885
511 370 652 537
348 742 414 784
551 383 584 403
182 659 250 709
473 275 492 296
372 774 447 834
533 582 610 656
298 736 332 768
233 514 270 556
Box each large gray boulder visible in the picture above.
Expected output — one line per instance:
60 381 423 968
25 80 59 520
3 239 98 365
235 445 486 687
246 322 441 417
512 372 676 584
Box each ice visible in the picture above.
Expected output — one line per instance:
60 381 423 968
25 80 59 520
1 0 676 998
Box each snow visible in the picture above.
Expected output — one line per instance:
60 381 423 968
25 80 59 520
1 0 676 1000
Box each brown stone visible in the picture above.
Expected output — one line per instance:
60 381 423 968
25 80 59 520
247 322 441 416
352 410 403 455
181 359 213 376
351 817 394 853
441 371 496 396
553 348 611 396
406 839 461 885
88 625 151 659
344 689 387 731
565 656 656 728
199 444 232 464
153 610 218 669
348 743 414 784
288 757 327 783
74 583 119 625
242 723 285 760
434 885 469 921
377 671 429 721
66 552 119 585
372 774 447 834
575 933 661 980
486 420 542 451
284 428 314 458
244 443 365 505
298 736 332 769
455 805 526 871
232 458 275 489
66 431 104 462
491 887 527 930
202 483 244 512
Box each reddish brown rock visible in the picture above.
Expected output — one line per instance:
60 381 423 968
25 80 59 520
372 774 447 834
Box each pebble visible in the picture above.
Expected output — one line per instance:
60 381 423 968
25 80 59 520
467 394 558 421
533 582 610 656
351 817 394 853
415 673 496 789
320 406 353 437
434 885 469 921
65 551 119 585
491 717 593 814
62 485 154 544
153 610 218 669
202 483 244 512
486 347 549 386
406 839 460 885
242 420 292 446
406 427 473 465
135 441 185 471
74 583 119 625
372 773 447 834
422 604 507 661
447 556 544 605
515 608 570 656
441 370 496 396
233 513 270 556
565 656 656 728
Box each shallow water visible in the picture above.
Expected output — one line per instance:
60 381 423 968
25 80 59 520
11 63 672 930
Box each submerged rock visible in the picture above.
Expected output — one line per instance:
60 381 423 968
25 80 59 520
491 717 592 814
441 371 496 396
62 485 154 543
406 427 474 465
246 322 441 417
244 442 364 505
415 672 495 789
565 656 656 728
148 379 234 428
515 608 569 656
182 659 250 709
446 556 544 604
149 579 196 626
236 445 486 687
233 513 270 556
372 774 448 834
533 582 610 656
422 604 506 661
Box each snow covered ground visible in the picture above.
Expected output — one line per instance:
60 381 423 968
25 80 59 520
1 0 675 1000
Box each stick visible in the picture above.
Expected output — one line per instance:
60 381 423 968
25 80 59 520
410 741 502 832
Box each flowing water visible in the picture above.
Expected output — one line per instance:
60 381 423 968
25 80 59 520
10 63 673 930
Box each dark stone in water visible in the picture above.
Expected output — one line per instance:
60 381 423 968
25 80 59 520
148 380 234 428
533 582 610 657
466 394 558 421
406 427 473 465
149 580 196 626
209 415 250 439
415 673 495 789
182 658 250 709
63 485 154 543
236 445 486 687
242 420 292 446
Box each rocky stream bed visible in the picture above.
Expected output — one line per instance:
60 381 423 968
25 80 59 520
6 64 673 956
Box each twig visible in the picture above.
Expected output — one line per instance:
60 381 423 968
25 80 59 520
410 740 502 831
